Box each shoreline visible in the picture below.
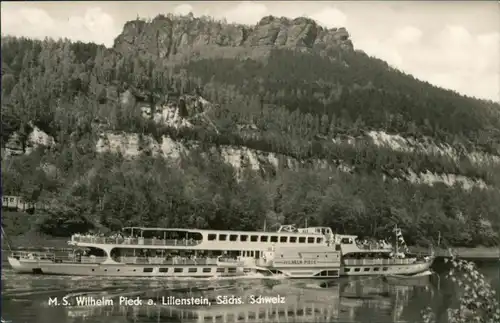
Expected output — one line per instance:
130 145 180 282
409 246 499 260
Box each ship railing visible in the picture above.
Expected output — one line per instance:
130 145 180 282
216 257 245 267
50 255 108 264
70 236 201 246
10 251 55 260
217 257 239 263
356 244 393 251
10 252 108 264
78 256 108 264
343 258 417 266
118 256 219 265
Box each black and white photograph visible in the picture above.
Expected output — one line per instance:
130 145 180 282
1 1 499 322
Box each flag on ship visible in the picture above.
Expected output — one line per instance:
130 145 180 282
1 225 14 251
393 226 410 253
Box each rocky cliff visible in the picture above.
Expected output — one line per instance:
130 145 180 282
113 14 353 59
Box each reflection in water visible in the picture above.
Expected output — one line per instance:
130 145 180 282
2 264 435 323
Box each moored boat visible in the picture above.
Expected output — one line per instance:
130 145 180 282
336 225 434 276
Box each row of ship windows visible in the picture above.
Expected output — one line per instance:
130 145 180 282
344 267 389 273
91 267 243 274
316 270 340 277
207 234 323 244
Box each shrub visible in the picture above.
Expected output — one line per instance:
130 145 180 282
421 256 500 323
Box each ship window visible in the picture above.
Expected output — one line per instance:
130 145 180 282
374 267 380 272
174 268 183 273
290 237 297 243
280 236 287 243
208 234 217 241
228 268 236 273
143 268 153 273
354 268 360 272
383 267 388 271
307 237 314 243
229 235 238 241
240 235 248 242
250 235 258 242
335 245 341 251
345 268 351 273
260 236 268 242
364 268 370 272
203 268 212 273
219 234 227 241
299 237 306 243
216 268 225 273
327 270 338 276
316 237 322 243
188 268 197 273
270 236 278 243
341 238 352 244
159 268 168 273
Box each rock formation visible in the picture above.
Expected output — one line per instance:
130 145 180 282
113 14 353 58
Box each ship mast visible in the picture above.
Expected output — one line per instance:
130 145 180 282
1 225 13 251
394 224 399 255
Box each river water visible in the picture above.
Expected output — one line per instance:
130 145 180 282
2 260 498 323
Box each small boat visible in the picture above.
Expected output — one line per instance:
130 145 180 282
338 225 435 277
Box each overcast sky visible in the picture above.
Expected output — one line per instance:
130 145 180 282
2 1 499 102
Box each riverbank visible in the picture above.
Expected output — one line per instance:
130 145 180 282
2 232 68 249
410 246 500 260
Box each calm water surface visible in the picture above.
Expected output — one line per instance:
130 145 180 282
2 260 498 323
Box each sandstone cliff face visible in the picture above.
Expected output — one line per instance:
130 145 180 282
95 131 489 191
3 122 55 156
113 14 353 58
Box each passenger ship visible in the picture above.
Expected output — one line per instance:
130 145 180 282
335 230 434 276
6 224 433 278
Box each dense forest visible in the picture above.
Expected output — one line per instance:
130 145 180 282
1 15 500 247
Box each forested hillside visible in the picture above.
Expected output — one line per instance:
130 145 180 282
2 14 500 247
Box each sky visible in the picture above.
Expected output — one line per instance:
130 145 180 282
1 1 499 102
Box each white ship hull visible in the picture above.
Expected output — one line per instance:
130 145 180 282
7 257 250 278
341 260 433 276
7 257 53 272
8 257 340 279
256 266 340 279
9 256 431 278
